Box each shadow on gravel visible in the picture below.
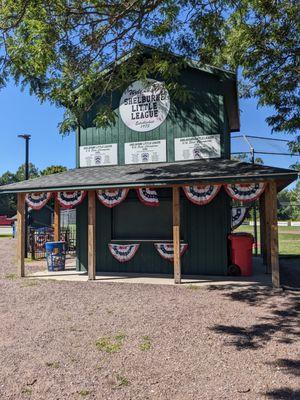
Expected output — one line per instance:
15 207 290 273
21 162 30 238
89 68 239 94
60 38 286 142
280 257 300 289
266 359 300 377
265 388 300 400
209 286 300 350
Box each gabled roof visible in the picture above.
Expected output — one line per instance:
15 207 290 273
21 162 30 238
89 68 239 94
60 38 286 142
103 43 237 80
0 159 296 194
83 44 240 132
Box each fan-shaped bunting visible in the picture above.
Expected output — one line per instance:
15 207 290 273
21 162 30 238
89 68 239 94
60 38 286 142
225 183 265 202
96 188 129 208
154 243 188 261
108 243 140 262
231 207 249 230
25 192 52 210
56 191 86 209
182 185 221 205
136 188 159 206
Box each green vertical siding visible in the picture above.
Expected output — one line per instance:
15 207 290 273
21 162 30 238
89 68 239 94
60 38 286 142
77 68 230 167
182 188 231 275
223 106 231 157
76 188 231 275
76 196 88 272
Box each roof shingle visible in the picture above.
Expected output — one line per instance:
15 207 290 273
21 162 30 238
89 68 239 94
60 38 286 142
0 159 297 194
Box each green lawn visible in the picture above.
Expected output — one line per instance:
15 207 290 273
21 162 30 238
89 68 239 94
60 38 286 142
1 225 299 255
235 225 300 256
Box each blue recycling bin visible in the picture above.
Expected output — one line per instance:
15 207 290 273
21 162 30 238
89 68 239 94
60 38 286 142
45 241 66 271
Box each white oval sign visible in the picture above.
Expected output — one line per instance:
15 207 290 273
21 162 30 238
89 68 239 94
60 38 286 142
119 79 170 132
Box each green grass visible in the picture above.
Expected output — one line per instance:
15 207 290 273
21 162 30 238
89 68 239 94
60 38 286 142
78 389 90 397
21 387 32 395
235 225 300 256
95 333 125 354
21 280 39 287
115 374 130 387
45 361 60 368
186 284 200 290
140 336 151 351
5 273 17 280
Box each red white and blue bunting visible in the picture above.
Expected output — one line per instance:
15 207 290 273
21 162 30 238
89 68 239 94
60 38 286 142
56 191 86 209
154 243 188 261
231 207 250 230
182 184 221 205
108 243 140 262
96 188 129 208
136 188 159 206
225 182 265 203
25 192 52 210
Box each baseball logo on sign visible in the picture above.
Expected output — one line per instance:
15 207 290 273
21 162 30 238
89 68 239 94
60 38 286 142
119 79 170 132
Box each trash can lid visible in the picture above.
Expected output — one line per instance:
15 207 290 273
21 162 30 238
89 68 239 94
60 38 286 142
45 241 66 245
229 233 254 239
228 233 254 245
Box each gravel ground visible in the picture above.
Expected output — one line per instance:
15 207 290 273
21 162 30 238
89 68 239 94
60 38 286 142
0 238 299 400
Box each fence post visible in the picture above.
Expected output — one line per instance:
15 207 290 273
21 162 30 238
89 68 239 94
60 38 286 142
30 228 35 260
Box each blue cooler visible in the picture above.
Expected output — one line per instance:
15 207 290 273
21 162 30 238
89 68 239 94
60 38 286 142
45 241 66 271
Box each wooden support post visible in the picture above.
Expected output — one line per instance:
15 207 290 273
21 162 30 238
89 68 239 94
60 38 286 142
172 187 181 284
54 197 60 242
17 193 25 277
259 192 267 267
265 181 280 287
88 190 96 280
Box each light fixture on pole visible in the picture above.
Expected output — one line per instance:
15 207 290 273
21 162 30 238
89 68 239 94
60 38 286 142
18 134 31 257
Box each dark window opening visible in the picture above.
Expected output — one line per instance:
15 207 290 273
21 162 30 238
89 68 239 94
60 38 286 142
111 189 172 240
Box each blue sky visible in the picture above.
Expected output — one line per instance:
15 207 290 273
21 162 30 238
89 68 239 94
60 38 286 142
0 81 299 184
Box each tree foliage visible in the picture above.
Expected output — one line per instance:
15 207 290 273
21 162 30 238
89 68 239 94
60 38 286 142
41 165 67 175
278 182 300 221
0 0 299 147
231 153 264 164
0 163 67 215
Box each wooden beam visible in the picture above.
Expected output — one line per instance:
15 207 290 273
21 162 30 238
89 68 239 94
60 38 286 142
265 181 280 287
172 187 181 284
17 193 25 277
259 191 267 267
53 197 60 242
88 190 96 280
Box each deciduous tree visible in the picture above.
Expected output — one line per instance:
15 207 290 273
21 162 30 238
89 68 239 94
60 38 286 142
0 0 299 149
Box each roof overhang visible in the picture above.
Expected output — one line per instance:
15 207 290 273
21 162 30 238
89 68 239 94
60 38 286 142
0 160 297 194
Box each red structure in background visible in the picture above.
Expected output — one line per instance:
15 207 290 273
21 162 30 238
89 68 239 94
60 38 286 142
0 215 16 226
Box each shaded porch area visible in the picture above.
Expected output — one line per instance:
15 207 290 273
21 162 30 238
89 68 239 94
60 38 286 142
26 256 272 288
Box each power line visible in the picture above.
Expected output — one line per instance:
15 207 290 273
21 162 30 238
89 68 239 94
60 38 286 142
231 135 290 143
231 151 298 157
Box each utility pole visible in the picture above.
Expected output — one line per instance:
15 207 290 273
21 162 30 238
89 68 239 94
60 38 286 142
243 135 258 256
18 134 31 257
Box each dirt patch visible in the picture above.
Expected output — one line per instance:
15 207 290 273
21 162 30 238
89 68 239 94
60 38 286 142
0 238 299 399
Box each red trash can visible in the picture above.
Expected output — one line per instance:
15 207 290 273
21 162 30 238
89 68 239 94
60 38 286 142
228 233 254 276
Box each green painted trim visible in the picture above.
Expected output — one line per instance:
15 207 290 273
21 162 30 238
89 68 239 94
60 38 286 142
75 125 80 168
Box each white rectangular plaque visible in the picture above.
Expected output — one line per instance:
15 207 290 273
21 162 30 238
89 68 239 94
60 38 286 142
125 140 166 165
79 144 118 167
174 135 221 161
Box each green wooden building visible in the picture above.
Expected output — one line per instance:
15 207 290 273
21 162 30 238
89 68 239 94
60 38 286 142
0 47 297 286
76 51 239 276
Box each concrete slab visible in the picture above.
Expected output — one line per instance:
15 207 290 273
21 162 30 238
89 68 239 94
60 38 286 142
27 257 272 288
